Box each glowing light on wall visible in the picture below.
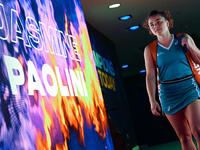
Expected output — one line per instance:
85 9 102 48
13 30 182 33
119 15 132 21
129 25 140 31
122 65 129 68
109 3 121 8
140 70 146 73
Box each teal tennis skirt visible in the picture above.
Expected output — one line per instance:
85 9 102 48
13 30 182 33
159 77 200 115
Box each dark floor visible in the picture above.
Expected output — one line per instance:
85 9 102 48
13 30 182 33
140 138 197 150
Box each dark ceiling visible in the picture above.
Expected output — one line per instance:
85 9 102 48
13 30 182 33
80 0 200 77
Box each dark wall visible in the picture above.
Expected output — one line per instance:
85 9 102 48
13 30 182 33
86 23 138 148
123 72 179 147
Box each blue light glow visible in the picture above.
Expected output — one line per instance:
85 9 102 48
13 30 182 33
119 15 132 21
140 70 146 73
129 25 140 31
122 65 129 68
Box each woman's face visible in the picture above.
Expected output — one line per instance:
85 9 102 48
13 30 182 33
148 14 169 36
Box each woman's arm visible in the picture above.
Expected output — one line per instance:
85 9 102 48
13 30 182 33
182 34 200 64
144 45 161 116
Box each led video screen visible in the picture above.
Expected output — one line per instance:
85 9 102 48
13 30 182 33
0 0 114 149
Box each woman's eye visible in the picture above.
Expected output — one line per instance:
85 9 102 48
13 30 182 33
157 21 161 24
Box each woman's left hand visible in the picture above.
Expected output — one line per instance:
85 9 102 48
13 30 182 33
182 34 200 64
181 34 195 50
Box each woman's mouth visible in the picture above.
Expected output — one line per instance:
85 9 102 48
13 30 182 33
155 29 161 33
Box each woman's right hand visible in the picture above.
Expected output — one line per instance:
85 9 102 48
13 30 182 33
150 100 162 116
144 45 162 116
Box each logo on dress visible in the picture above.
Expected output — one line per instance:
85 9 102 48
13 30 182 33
168 106 171 111
175 40 178 45
157 52 165 56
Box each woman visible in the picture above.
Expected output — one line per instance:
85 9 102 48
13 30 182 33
143 10 200 150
